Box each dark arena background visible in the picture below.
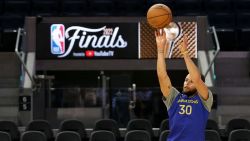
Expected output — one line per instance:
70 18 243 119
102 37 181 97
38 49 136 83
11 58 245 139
0 0 250 141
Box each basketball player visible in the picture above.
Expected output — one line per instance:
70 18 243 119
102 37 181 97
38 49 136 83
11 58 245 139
155 29 213 141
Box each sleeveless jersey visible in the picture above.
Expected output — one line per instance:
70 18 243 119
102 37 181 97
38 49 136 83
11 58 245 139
163 87 213 141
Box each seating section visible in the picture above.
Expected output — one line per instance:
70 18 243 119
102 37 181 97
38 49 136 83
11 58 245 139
0 0 249 51
61 0 88 16
2 118 250 141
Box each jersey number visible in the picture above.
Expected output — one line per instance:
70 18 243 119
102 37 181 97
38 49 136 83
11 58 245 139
179 105 192 115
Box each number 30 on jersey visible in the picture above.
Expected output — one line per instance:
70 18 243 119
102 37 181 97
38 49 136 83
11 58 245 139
179 105 192 115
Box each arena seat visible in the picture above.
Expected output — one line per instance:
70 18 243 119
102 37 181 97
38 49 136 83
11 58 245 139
61 0 88 16
4 0 31 16
0 121 20 141
159 130 170 141
26 120 54 141
89 130 116 141
56 131 81 141
225 118 250 136
21 131 47 141
205 130 221 141
228 129 250 141
59 119 87 141
88 0 115 16
94 119 121 139
159 119 169 134
125 130 151 141
126 119 154 138
206 119 219 132
0 131 11 141
31 0 59 16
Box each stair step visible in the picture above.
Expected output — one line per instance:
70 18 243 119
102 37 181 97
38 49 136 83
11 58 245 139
0 106 19 117
215 87 250 105
0 88 19 106
0 53 21 78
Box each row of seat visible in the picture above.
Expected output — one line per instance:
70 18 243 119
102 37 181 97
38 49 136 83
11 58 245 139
1 12 250 29
163 118 250 137
1 129 250 141
162 129 250 141
1 118 250 141
1 0 250 29
0 130 151 141
0 0 250 16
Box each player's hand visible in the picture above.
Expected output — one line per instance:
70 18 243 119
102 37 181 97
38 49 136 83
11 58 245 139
155 29 168 53
179 34 188 55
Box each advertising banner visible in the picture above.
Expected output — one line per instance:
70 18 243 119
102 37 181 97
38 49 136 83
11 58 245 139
36 23 139 59
36 19 197 59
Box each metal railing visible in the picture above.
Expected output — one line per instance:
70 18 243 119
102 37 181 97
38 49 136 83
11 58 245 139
204 26 221 78
15 28 36 89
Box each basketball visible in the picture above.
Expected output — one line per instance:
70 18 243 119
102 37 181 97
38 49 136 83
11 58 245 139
147 4 172 29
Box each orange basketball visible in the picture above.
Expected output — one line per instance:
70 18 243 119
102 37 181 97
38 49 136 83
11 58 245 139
147 4 172 29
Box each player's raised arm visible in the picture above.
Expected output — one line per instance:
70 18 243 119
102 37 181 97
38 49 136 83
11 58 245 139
155 29 172 97
179 35 209 100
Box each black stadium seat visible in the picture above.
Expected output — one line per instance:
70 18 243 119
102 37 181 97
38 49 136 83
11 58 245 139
0 131 11 141
94 119 121 139
236 12 250 30
88 0 115 16
61 0 88 16
31 0 59 16
0 0 3 14
159 119 169 134
59 119 87 141
204 0 232 13
225 118 250 136
0 15 24 29
0 121 20 141
126 119 154 138
233 0 250 13
228 129 250 141
174 0 204 16
56 131 81 141
238 29 250 51
205 130 221 141
26 120 54 141
208 12 236 30
125 130 151 141
114 0 146 16
4 0 31 16
89 130 116 141
206 119 219 132
21 131 47 141
159 130 170 141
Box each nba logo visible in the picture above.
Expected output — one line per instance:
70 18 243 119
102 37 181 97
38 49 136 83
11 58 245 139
51 24 65 55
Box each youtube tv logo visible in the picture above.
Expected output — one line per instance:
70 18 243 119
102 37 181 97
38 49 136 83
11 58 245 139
85 50 95 57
